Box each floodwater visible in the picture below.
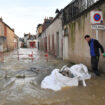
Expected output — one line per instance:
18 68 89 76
0 48 105 105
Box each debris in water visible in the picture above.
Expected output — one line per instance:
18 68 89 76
16 74 25 78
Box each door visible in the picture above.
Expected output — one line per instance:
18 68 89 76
29 42 36 48
56 32 59 57
48 35 50 52
44 37 47 52
52 35 54 55
0 40 3 52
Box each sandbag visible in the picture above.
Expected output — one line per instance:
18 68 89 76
41 64 91 91
41 69 78 91
70 64 91 86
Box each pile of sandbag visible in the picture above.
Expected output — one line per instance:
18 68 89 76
41 64 91 91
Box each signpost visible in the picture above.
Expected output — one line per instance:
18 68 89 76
91 25 105 30
90 11 104 40
94 13 101 22
91 11 103 24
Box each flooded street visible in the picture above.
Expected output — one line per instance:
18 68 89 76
0 48 105 105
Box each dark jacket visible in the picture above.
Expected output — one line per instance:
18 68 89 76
88 39 104 56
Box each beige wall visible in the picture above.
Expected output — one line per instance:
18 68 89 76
0 21 7 52
65 2 105 72
39 14 63 58
0 19 15 52
6 27 15 51
14 37 18 49
0 21 4 36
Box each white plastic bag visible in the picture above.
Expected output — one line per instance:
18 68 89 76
41 64 91 91
70 64 91 86
41 69 78 91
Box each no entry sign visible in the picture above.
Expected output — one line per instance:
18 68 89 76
91 11 103 24
94 13 101 21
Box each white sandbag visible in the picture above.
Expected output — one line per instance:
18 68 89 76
41 69 79 91
59 64 91 87
41 64 91 91
69 64 91 87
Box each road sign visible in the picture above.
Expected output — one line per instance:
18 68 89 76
90 11 104 40
91 25 105 30
94 13 101 21
90 11 103 24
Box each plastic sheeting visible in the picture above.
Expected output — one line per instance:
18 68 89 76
41 64 91 91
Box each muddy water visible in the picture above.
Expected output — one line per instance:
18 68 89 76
0 48 105 105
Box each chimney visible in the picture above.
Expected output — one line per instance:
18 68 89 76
44 17 46 22
12 28 15 32
49 17 53 20
0 17 3 22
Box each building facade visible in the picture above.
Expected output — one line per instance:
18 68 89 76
27 35 37 48
23 33 37 48
6 27 15 51
0 18 16 52
37 0 105 72
63 0 105 72
14 34 19 49
37 14 63 58
0 18 7 52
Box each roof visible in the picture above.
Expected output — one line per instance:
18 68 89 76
14 34 19 38
41 9 63 33
37 24 43 29
63 0 75 10
27 35 36 40
0 18 14 32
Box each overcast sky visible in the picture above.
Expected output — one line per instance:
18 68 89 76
0 0 71 37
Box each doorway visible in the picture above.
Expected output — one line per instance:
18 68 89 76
56 32 59 57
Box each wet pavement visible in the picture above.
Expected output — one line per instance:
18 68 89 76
0 48 105 105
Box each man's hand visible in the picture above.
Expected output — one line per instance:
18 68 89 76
101 53 104 56
102 53 105 57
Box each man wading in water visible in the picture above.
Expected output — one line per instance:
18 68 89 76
84 35 104 76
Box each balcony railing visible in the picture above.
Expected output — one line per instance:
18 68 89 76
63 0 102 25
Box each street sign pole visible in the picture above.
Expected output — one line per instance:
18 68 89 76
96 29 99 40
91 24 105 40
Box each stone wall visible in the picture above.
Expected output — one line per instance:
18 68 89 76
39 14 63 58
0 21 7 52
64 2 105 72
6 27 15 51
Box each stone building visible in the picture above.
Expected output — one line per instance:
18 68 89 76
6 27 15 51
14 34 19 49
0 18 7 52
0 36 6 52
23 33 37 48
0 18 16 52
37 12 63 58
27 35 37 48
24 33 30 48
63 0 105 72
37 0 105 72
37 17 54 51
18 38 24 48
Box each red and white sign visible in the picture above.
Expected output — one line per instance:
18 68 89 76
90 11 103 24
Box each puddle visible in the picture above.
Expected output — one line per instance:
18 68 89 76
0 48 105 105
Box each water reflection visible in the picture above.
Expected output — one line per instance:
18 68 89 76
0 48 105 105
